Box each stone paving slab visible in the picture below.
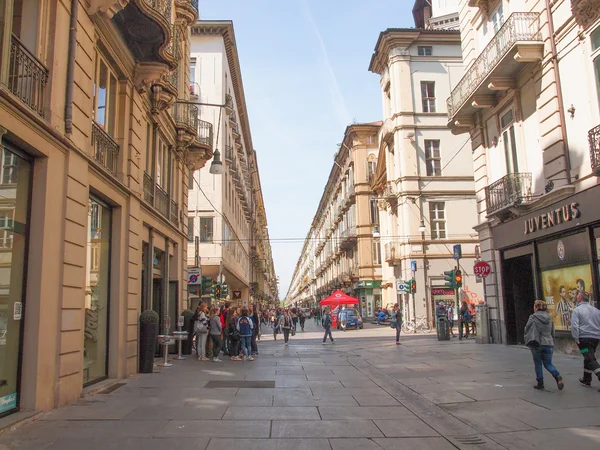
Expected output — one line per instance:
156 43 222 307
271 420 384 438
156 420 271 438
319 406 413 420
329 437 458 450
205 438 331 450
223 406 320 420
373 419 440 438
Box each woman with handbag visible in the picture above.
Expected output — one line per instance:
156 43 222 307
524 300 564 391
391 304 401 345
193 302 210 361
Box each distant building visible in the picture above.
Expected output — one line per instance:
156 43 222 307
188 21 277 310
413 0 460 30
368 23 483 326
287 123 383 318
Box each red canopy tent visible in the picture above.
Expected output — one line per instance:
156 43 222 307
320 290 359 306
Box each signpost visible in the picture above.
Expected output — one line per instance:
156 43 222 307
187 267 201 285
473 261 492 279
396 280 411 292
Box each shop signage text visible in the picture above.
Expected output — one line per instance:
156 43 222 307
431 288 455 296
0 393 17 414
524 202 580 235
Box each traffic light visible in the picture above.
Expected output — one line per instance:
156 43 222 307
411 279 417 294
215 283 222 299
444 270 456 288
201 276 213 295
455 270 463 288
221 284 229 298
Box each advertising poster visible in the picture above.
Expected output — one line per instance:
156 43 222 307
542 264 593 332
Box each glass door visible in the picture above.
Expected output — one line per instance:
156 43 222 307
83 197 111 386
0 146 32 416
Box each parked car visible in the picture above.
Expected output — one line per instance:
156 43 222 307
337 308 363 330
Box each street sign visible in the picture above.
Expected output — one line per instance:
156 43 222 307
453 244 462 260
473 261 492 278
396 280 408 292
187 267 201 285
410 260 417 273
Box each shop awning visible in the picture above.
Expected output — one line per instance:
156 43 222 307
320 290 359 306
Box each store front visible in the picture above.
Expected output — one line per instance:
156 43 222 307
493 186 600 348
354 280 381 318
0 145 32 416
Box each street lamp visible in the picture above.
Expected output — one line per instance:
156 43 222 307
209 149 225 175
372 226 380 239
418 219 426 233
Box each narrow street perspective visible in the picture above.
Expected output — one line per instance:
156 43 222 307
2 321 600 449
2 0 600 448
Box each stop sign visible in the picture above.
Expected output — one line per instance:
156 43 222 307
473 261 491 278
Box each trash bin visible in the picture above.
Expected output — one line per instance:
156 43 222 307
436 317 450 341
475 304 489 344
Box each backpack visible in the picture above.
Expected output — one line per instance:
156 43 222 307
462 309 472 323
229 323 240 341
322 314 331 328
194 312 208 334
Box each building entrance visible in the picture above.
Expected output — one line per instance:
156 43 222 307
503 254 535 345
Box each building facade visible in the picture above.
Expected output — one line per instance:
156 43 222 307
413 0 461 30
369 24 483 328
449 0 600 349
187 21 277 310
287 123 383 318
0 0 210 416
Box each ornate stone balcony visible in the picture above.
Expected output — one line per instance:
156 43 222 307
485 172 533 218
150 69 178 114
186 119 214 170
173 102 198 147
225 94 234 113
447 13 543 132
384 241 402 264
174 0 198 26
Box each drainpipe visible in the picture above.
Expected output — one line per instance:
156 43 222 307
64 0 79 137
544 0 572 184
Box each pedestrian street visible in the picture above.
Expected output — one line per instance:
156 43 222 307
2 320 600 450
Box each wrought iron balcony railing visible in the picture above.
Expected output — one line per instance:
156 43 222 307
91 122 119 175
385 241 401 262
143 172 154 204
170 198 179 226
173 102 199 131
165 69 179 90
196 120 213 149
224 145 234 162
155 184 169 218
588 124 600 176
8 34 49 117
485 172 532 216
143 0 172 26
165 24 179 61
225 94 234 111
447 12 541 119
342 226 357 240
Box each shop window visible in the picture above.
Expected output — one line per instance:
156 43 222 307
93 54 118 138
187 217 194 242
0 147 31 416
421 81 436 113
418 46 432 56
429 202 446 239
84 197 111 385
425 140 441 176
200 217 213 242
1 151 19 185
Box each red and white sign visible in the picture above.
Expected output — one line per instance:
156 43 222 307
473 261 491 278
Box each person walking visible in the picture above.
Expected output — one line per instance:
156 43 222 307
250 304 260 356
299 309 306 331
524 300 564 391
315 308 321 326
278 309 293 346
339 306 348 332
237 307 255 361
228 310 242 361
459 301 471 339
391 303 402 345
193 302 210 361
571 294 600 388
291 308 299 332
209 306 222 362
447 301 455 337
322 307 335 344
220 302 231 356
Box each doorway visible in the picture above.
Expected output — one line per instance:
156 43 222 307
503 254 535 345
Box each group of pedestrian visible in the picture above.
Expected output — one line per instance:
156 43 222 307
524 294 600 392
192 301 262 362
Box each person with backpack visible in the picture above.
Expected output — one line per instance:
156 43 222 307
209 306 223 362
228 310 242 360
322 307 335 344
291 308 299 332
460 301 471 339
278 309 293 346
193 302 209 361
250 304 260 356
237 308 255 361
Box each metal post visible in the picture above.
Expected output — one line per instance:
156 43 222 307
456 260 462 340
411 288 417 334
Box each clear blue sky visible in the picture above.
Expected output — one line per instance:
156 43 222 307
199 0 414 299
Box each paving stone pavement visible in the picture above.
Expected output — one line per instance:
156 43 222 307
1 320 600 449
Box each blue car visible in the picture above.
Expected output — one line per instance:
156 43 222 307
337 309 363 330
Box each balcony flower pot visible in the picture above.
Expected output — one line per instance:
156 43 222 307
182 309 194 355
139 310 159 374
